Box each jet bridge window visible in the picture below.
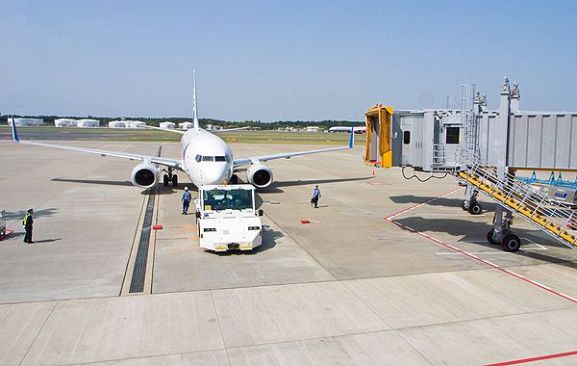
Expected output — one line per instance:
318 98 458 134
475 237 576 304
403 131 411 144
446 127 460 144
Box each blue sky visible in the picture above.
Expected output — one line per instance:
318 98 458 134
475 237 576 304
1 0 576 121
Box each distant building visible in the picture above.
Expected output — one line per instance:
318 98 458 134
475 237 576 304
54 118 77 127
126 121 147 129
179 121 194 130
305 126 321 133
9 118 44 126
76 119 100 128
108 121 126 128
328 126 366 134
159 121 175 129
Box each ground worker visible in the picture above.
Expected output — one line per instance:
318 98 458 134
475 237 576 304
23 208 34 244
311 185 321 208
182 186 192 215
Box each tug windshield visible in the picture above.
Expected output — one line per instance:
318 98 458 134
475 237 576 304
203 189 253 211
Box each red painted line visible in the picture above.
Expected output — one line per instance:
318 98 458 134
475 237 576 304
384 187 463 221
484 350 577 365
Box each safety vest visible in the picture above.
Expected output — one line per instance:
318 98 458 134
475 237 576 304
22 213 30 227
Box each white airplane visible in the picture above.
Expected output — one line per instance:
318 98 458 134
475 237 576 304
10 77 354 190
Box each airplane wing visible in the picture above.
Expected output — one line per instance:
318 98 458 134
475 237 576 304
145 125 186 134
210 126 251 133
233 127 354 167
10 123 182 169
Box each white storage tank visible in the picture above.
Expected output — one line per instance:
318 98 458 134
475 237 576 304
108 121 126 128
54 118 77 127
160 121 176 129
9 118 45 126
126 121 147 129
179 121 194 130
77 119 100 128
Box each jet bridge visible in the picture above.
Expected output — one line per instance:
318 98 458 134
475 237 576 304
367 79 577 252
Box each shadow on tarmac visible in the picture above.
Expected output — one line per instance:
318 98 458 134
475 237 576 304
260 176 375 194
52 177 134 187
4 208 59 221
394 216 577 267
389 195 498 211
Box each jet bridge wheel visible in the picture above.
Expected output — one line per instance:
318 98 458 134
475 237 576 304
501 234 521 252
172 174 178 187
468 202 483 215
486 229 499 245
461 201 468 211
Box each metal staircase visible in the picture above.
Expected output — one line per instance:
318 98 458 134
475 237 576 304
458 159 577 252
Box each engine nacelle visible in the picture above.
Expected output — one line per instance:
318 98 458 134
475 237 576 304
247 163 273 188
130 163 159 189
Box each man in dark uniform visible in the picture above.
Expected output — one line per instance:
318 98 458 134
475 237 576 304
23 208 34 244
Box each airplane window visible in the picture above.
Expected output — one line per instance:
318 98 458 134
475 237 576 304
215 156 226 162
202 156 214 162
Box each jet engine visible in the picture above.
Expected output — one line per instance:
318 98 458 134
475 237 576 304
130 163 159 189
247 163 273 188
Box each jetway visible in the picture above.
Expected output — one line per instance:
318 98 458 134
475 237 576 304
367 78 577 252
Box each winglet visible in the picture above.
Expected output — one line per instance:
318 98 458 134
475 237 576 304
10 119 20 143
192 70 200 131
348 127 354 149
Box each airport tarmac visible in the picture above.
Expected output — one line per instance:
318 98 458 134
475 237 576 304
1 140 577 365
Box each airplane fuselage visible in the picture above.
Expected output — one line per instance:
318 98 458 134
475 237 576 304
180 129 234 187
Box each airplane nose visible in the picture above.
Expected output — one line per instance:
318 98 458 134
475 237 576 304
202 165 229 185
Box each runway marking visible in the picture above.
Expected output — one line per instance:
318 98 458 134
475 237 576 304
485 350 577 365
385 187 577 305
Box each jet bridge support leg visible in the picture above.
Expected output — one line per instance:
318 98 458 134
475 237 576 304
462 186 482 215
488 206 521 252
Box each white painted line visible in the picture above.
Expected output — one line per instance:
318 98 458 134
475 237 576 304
436 251 508 255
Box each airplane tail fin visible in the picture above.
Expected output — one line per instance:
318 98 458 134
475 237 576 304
348 127 355 149
192 70 200 131
10 119 20 143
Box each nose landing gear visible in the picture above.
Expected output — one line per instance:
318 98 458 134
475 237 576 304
163 168 178 187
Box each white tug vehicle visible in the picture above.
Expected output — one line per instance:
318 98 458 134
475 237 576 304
195 184 263 252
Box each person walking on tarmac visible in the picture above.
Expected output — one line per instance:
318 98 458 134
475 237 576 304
182 187 192 215
23 209 34 244
310 185 321 208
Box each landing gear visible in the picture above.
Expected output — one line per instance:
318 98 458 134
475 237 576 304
163 168 178 187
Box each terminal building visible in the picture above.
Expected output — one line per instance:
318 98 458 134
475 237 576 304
108 121 126 128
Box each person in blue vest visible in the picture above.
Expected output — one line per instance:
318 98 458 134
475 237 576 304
182 187 192 215
23 209 34 244
310 185 321 208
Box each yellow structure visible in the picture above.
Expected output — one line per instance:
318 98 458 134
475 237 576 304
364 104 394 168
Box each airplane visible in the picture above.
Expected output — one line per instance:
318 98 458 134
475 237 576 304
10 76 354 190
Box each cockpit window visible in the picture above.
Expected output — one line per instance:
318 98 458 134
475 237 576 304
202 156 214 162
215 156 226 162
195 155 201 163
